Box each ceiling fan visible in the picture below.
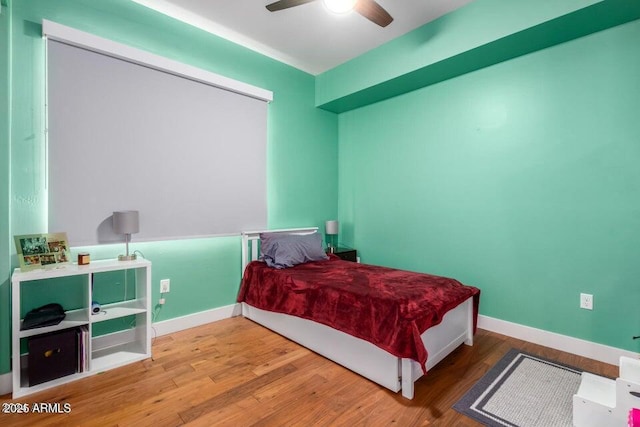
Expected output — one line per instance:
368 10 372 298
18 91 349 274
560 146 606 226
265 0 393 28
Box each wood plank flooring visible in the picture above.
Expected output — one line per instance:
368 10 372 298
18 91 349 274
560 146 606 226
0 317 618 426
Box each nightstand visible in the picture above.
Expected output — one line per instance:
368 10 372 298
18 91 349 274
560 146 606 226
329 247 358 262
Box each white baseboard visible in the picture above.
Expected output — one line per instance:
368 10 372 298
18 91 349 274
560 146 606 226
152 303 241 337
0 372 11 396
478 314 638 367
133 307 640 367
2 309 629 397
153 308 639 368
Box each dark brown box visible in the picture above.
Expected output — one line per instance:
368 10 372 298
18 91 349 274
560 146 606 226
331 248 358 262
28 328 77 386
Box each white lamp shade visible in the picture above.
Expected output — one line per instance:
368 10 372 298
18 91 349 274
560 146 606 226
325 220 339 235
113 210 139 235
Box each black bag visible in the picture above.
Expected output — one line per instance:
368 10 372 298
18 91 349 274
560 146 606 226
22 303 66 330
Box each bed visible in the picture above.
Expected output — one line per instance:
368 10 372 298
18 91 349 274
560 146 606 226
238 227 480 399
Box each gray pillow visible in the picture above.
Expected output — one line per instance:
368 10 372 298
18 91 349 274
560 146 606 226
260 232 329 269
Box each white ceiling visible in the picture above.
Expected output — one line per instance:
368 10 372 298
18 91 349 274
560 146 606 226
131 0 474 75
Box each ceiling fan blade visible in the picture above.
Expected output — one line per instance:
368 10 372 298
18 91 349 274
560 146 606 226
265 0 317 12
354 0 393 27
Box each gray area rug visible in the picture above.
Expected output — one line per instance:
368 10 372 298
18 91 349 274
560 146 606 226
453 349 583 426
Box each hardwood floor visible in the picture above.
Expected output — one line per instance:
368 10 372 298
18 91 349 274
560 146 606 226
1 317 618 426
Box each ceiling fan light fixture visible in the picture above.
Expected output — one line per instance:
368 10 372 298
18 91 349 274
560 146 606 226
322 0 358 14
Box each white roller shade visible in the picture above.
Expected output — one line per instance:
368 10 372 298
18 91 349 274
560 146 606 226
45 24 269 245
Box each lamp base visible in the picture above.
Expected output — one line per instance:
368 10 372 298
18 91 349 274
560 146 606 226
118 254 137 261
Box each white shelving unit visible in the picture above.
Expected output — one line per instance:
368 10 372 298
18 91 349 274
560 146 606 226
11 258 151 398
573 356 640 426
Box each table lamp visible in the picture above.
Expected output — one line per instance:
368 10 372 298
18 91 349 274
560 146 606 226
113 210 139 261
325 220 339 253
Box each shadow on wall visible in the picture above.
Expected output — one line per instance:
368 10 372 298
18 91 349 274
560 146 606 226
22 18 41 39
96 215 125 244
409 15 445 46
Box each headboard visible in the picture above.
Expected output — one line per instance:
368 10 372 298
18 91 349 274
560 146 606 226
241 227 319 276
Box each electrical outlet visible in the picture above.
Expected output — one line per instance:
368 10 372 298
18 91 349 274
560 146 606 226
580 293 593 310
160 279 170 293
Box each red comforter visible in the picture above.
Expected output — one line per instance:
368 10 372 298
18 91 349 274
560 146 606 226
238 256 480 372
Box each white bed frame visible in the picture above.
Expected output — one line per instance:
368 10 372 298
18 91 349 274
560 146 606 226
240 228 474 399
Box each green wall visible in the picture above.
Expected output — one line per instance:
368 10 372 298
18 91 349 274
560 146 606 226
315 0 603 108
1 0 12 375
2 0 338 375
338 19 640 351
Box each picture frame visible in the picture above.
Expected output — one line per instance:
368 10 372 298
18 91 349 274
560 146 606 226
14 233 71 272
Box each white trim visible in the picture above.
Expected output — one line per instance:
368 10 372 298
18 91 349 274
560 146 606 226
0 372 11 396
478 315 638 367
41 20 273 103
242 227 319 236
152 303 241 337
